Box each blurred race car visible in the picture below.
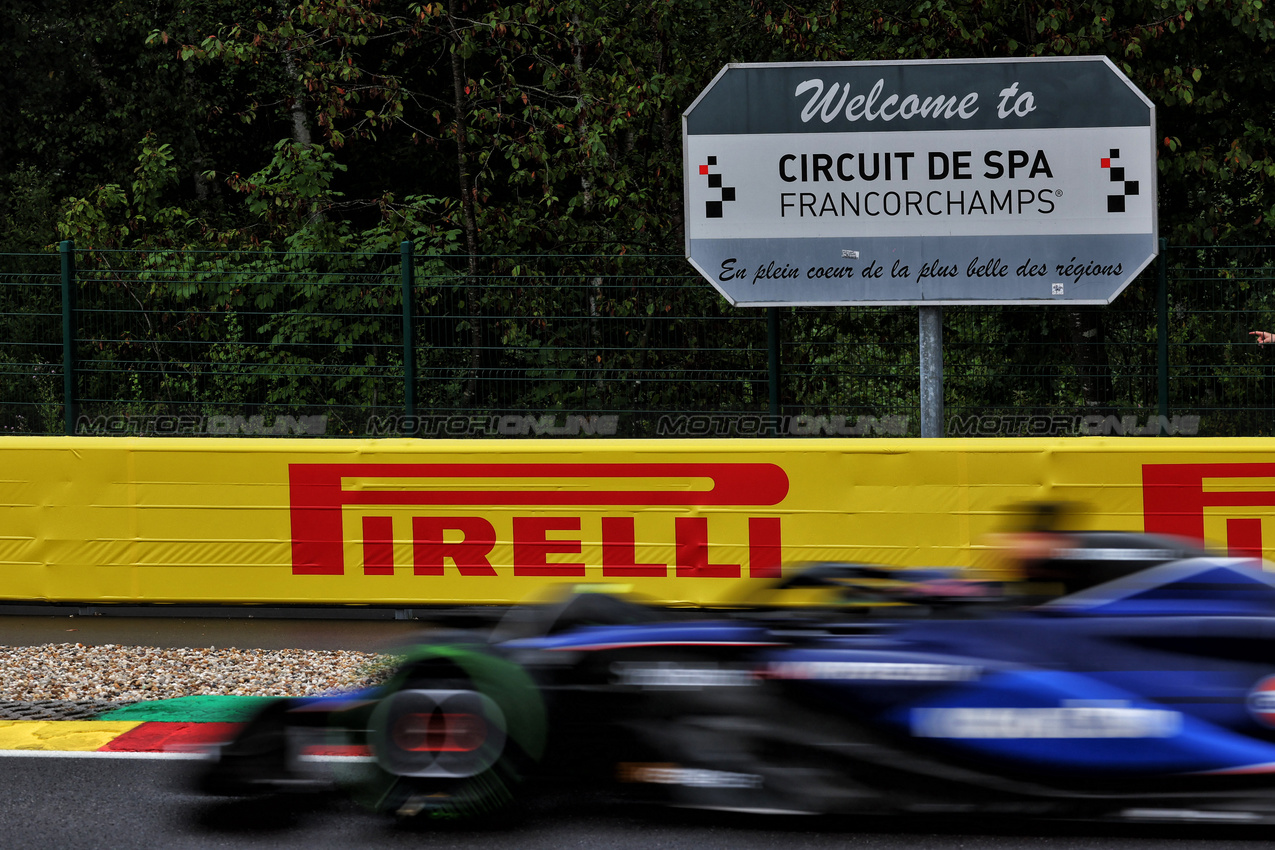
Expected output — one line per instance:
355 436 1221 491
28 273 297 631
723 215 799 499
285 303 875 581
201 529 1275 824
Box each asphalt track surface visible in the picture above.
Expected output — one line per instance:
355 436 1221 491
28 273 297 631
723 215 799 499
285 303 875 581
2 615 1272 848
2 755 1273 850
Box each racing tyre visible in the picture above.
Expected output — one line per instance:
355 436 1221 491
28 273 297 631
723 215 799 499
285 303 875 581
346 645 548 821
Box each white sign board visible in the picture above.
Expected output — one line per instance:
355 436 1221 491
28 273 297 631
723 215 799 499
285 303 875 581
683 57 1157 305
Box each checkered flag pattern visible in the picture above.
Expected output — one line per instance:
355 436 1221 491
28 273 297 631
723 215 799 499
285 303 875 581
699 156 737 218
1102 149 1139 213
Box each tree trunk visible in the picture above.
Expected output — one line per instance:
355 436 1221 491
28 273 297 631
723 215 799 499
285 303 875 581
277 4 321 226
276 5 313 148
449 0 482 408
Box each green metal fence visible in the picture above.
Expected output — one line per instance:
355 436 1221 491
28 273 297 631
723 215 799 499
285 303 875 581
1 242 1273 438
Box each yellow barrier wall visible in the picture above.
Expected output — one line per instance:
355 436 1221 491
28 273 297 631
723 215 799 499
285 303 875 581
0 436 1271 605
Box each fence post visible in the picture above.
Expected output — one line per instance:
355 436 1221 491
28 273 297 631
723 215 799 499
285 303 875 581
401 240 416 421
1157 238 1168 435
59 239 76 435
767 307 781 436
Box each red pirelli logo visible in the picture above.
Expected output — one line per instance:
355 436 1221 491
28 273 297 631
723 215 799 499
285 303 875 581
1143 462 1275 557
289 462 790 578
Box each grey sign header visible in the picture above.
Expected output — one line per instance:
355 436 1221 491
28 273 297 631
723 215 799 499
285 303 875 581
684 57 1153 136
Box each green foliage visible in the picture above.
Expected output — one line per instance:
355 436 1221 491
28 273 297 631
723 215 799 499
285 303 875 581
5 1 1275 435
1 0 1271 253
57 133 191 248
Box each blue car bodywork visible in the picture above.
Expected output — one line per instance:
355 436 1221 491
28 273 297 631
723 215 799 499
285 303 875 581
202 535 1275 823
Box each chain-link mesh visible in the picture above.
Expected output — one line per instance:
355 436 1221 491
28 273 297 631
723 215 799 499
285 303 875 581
3 245 1274 438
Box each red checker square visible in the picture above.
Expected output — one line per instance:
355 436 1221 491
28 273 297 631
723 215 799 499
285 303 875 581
1100 158 1111 168
699 164 709 175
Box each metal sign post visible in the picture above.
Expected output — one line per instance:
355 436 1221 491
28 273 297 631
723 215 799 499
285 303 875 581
919 305 943 438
